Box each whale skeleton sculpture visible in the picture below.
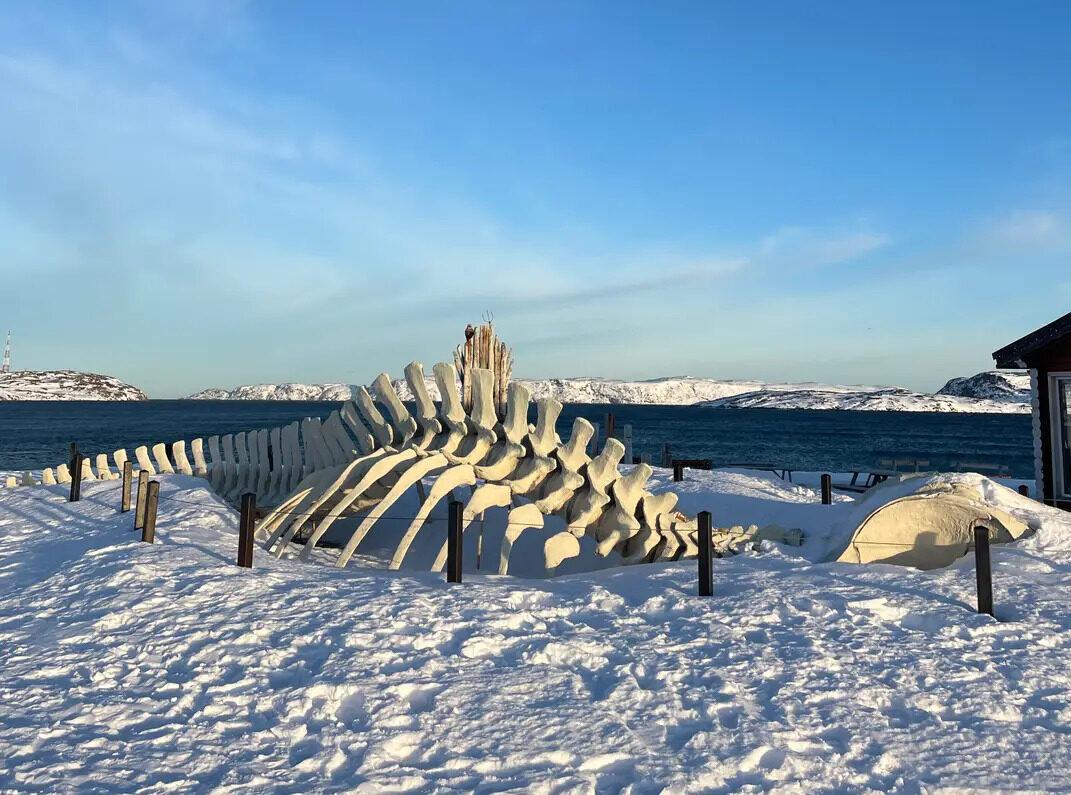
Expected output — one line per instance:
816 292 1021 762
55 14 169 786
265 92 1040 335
256 361 801 574
7 359 802 575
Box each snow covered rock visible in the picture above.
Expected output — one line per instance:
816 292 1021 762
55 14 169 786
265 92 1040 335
0 370 146 401
187 383 357 401
936 370 1031 404
701 385 1030 413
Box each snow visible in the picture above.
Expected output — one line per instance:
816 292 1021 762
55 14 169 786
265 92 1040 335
189 371 1032 414
2 470 1070 791
0 370 146 401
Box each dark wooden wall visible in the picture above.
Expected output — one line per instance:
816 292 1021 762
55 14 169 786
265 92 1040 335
1026 335 1071 510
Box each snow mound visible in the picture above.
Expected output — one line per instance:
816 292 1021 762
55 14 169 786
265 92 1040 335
0 370 146 401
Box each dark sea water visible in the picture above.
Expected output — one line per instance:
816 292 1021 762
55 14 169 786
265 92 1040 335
0 400 1034 477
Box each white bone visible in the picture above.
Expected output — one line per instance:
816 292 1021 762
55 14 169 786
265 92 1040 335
388 464 477 570
172 440 194 476
545 531 581 570
340 401 376 455
56 464 71 484
355 387 394 448
113 449 129 477
430 483 513 571
95 454 115 480
135 446 157 476
42 468 56 485
190 438 208 478
498 503 544 575
373 372 417 444
152 443 175 474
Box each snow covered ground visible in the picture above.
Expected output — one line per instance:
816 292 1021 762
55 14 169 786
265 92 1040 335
2 470 1070 791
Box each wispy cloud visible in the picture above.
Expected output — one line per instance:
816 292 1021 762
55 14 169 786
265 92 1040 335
979 209 1071 253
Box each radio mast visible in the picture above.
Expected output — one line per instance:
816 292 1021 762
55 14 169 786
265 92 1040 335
1 332 10 374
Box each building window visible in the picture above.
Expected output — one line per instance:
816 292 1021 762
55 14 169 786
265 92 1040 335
1055 376 1071 498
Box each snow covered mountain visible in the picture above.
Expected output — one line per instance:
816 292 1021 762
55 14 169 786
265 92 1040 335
0 370 147 401
187 371 1031 413
936 370 1031 404
187 383 357 401
699 385 1028 413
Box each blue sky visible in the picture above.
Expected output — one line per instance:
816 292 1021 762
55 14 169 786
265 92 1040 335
1 1 1069 397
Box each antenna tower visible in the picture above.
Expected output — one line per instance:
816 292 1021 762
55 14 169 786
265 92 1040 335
1 332 9 374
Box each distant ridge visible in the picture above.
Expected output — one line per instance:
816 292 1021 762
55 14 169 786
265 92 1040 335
186 371 1030 414
0 370 147 401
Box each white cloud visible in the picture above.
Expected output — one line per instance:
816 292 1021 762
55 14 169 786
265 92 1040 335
981 209 1071 253
755 226 891 270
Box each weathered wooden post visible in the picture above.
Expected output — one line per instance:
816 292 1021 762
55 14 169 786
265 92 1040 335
821 474 832 505
454 319 513 419
673 461 684 482
622 423 633 464
134 470 148 530
447 499 463 583
1018 484 1030 497
121 460 133 513
237 492 256 568
698 511 713 596
591 422 601 456
605 412 616 443
974 525 994 617
662 443 671 468
141 481 160 543
68 453 83 502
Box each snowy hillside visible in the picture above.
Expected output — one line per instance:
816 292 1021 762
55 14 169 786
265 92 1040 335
936 370 1031 404
190 372 1031 414
1 470 1070 790
0 370 146 401
188 383 356 401
701 385 1031 413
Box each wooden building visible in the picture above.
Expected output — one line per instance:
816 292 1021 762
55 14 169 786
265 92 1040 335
994 311 1071 510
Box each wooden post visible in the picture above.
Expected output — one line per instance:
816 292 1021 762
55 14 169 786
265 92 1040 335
68 453 83 502
141 481 160 543
134 470 148 530
821 474 832 505
632 456 641 465
622 423 633 464
121 461 133 513
974 525 993 617
1018 484 1030 497
605 412 616 442
697 511 713 596
447 499 463 583
237 492 256 568
673 461 684 482
662 443 671 468
591 422 601 456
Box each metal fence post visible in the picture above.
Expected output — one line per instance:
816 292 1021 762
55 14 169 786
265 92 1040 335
237 492 256 568
134 470 148 530
698 511 713 596
141 481 160 543
821 473 832 505
974 525 994 617
68 453 83 502
121 461 133 513
447 499 463 583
